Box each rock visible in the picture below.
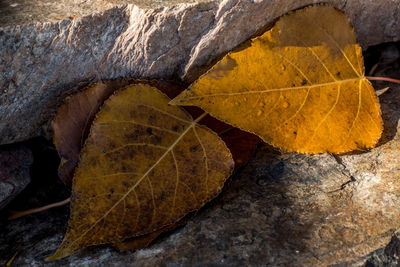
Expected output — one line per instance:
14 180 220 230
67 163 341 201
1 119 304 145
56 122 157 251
1 82 400 266
1 0 400 144
365 233 400 266
0 144 32 210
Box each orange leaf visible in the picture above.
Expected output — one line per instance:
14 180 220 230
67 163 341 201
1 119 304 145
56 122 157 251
47 84 234 260
171 5 383 154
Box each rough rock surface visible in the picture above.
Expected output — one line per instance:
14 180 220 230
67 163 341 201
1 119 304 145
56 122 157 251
1 81 400 266
1 0 400 144
0 144 32 210
0 0 210 26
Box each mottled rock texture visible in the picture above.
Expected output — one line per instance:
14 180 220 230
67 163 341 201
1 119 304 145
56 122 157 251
0 144 32 210
1 0 400 144
1 81 400 266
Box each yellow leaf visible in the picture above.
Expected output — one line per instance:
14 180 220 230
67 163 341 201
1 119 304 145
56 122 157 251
171 5 383 154
47 84 234 260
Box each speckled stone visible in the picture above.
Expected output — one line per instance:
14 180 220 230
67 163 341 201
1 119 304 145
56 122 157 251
1 0 400 144
0 144 32 210
1 83 400 266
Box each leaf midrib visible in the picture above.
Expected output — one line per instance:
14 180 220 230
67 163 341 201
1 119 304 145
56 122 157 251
184 77 364 100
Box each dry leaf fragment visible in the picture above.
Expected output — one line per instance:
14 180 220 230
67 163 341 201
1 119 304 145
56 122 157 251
53 80 134 187
171 5 383 154
47 84 234 260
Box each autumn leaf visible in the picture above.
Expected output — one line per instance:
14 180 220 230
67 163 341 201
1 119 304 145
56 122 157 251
171 5 383 154
47 84 234 260
52 79 258 252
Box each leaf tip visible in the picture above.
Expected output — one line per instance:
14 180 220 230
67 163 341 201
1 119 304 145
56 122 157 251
44 243 76 262
169 95 184 106
44 252 61 262
169 88 195 106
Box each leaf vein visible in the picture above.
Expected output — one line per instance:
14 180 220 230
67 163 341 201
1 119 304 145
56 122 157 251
308 84 341 145
275 87 311 131
193 126 209 196
97 120 181 136
344 79 362 146
140 104 192 123
306 46 337 81
316 25 361 77
271 49 313 84
171 149 179 215
180 78 360 99
179 181 199 204
102 143 168 156
147 177 157 226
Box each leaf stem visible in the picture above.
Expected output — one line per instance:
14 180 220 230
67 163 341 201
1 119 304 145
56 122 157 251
8 197 71 220
366 76 400 85
194 112 208 123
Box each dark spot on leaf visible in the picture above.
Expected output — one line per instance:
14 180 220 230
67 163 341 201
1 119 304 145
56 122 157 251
153 135 162 144
159 191 167 201
173 125 179 132
146 128 153 136
148 115 154 123
107 193 112 198
190 145 199 152
180 99 185 103
301 80 307 86
337 71 341 76
102 148 107 153
293 131 297 135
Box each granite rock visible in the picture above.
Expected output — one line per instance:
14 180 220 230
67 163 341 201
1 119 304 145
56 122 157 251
1 0 400 144
0 144 32 210
1 82 400 266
